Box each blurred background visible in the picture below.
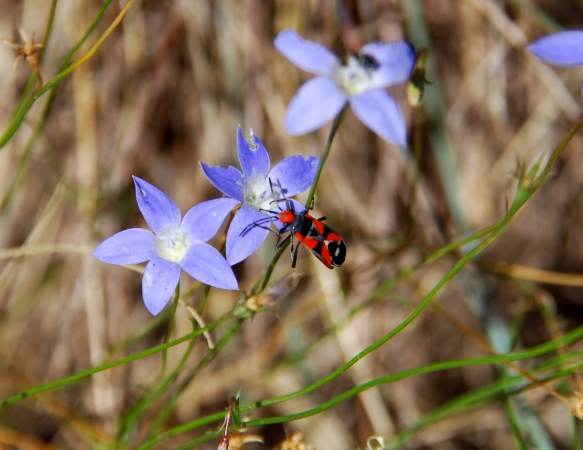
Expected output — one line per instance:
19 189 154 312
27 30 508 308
1 0 583 448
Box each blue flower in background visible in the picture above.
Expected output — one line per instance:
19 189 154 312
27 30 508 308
201 127 319 266
528 31 583 66
92 176 238 316
274 29 416 148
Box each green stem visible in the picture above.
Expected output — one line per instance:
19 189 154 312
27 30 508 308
304 105 348 209
243 114 583 411
573 414 581 450
144 320 245 443
151 340 583 446
242 353 583 428
162 284 181 374
0 313 235 408
0 0 116 214
0 0 125 149
504 398 528 450
116 321 198 446
253 241 289 295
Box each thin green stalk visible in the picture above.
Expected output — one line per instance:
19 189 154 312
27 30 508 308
198 284 212 315
241 329 583 426
153 341 583 447
304 105 348 209
137 412 225 450
144 320 245 443
5 0 115 136
504 398 528 450
116 321 199 447
0 312 235 408
105 307 171 358
573 415 581 450
237 115 583 411
0 0 116 214
253 241 288 295
388 362 583 450
0 0 130 149
248 223 510 409
162 285 181 373
274 223 500 371
368 222 498 304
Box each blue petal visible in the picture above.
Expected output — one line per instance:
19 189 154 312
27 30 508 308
361 41 416 88
142 257 181 315
268 155 319 198
200 163 245 202
237 127 270 180
274 29 340 76
181 198 239 243
350 89 408 149
181 243 239 290
528 31 583 66
133 176 181 234
92 229 154 264
226 204 270 265
285 76 347 135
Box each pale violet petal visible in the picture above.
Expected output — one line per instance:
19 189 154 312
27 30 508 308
350 89 408 149
92 229 154 264
182 243 239 290
267 155 319 197
285 77 347 135
362 41 416 88
274 29 340 76
237 126 270 180
528 31 583 66
133 176 181 234
142 257 181 315
226 205 270 265
200 163 245 202
181 198 239 243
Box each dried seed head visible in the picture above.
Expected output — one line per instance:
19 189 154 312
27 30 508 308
1 27 44 88
568 393 583 419
274 430 314 450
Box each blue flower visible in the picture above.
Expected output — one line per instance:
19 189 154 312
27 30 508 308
274 29 416 148
200 127 319 266
528 31 583 67
92 176 238 316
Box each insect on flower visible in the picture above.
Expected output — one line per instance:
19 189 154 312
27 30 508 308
200 126 319 265
243 181 346 269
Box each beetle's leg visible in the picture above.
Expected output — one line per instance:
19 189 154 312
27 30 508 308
275 233 292 250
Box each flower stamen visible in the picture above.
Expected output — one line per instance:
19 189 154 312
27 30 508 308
335 55 376 96
155 229 188 264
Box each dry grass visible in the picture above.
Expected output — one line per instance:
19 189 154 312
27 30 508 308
0 0 582 449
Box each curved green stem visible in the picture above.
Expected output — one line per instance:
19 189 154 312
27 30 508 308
143 320 245 445
149 338 583 447
241 113 583 411
0 312 235 408
0 0 131 149
304 105 348 209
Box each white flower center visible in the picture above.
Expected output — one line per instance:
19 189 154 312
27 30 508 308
244 177 283 212
155 228 189 264
334 55 376 96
